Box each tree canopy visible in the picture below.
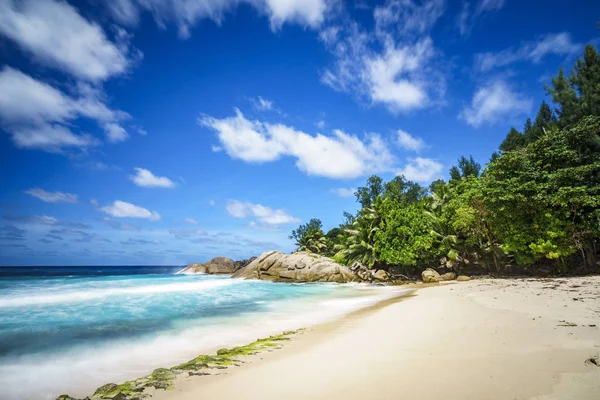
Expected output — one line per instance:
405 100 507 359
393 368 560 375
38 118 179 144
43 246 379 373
291 44 600 275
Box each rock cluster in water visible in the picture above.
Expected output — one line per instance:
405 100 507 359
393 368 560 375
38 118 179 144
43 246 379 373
179 256 255 274
232 251 390 283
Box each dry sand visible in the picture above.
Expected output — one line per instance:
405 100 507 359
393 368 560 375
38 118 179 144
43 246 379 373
154 277 600 400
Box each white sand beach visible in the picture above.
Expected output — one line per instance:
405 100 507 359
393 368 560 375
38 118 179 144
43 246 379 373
154 277 600 400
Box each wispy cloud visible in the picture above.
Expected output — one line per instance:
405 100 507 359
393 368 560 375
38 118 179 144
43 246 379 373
397 157 443 183
0 67 130 152
320 0 445 114
252 96 274 111
102 0 329 38
226 200 299 226
0 0 138 81
0 225 26 241
99 217 139 231
129 168 175 188
474 32 583 72
460 81 533 127
99 200 161 221
396 130 427 152
48 228 111 243
120 237 162 245
25 188 78 203
3 214 90 229
457 0 506 36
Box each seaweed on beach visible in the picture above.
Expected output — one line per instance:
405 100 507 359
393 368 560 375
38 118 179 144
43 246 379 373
56 331 298 400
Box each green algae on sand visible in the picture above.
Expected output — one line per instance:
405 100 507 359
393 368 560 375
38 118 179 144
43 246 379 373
56 331 298 400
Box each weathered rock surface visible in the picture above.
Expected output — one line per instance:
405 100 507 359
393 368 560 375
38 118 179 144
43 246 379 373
232 251 363 283
456 275 472 281
422 268 442 283
180 256 240 274
440 272 457 281
373 269 391 282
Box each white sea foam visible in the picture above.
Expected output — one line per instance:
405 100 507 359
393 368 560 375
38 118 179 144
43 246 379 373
0 281 410 400
0 279 242 308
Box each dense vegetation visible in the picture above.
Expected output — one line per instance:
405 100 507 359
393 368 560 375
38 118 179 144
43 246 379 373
290 45 600 276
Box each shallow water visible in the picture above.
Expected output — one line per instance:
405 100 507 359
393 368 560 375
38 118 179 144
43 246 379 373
0 266 408 400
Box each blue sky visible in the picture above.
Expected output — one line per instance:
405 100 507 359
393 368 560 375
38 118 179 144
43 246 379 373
0 0 598 266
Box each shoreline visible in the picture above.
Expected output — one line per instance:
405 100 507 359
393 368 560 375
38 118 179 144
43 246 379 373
151 276 600 400
56 283 415 400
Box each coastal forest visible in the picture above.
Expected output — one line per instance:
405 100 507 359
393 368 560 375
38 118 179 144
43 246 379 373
290 44 600 276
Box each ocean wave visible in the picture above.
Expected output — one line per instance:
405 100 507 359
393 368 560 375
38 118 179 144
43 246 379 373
0 285 410 400
0 279 243 308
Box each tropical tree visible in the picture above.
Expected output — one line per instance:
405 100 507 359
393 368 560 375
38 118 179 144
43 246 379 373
375 199 435 273
333 205 382 268
354 175 383 208
449 155 481 182
289 218 329 254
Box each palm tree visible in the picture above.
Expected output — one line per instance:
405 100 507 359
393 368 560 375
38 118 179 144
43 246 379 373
299 230 329 255
333 207 381 268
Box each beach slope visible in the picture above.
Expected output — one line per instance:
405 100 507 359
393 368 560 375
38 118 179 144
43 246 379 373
155 277 600 400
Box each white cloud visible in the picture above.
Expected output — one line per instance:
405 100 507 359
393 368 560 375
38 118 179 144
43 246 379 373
0 0 136 81
315 120 326 129
200 109 394 179
185 217 198 225
129 168 176 188
396 129 426 152
474 33 582 72
226 200 299 225
320 1 444 114
25 188 78 203
104 123 129 143
460 81 533 127
103 0 329 39
457 0 505 36
330 187 356 197
0 67 129 151
373 0 444 37
264 0 327 30
253 96 274 111
208 199 216 206
10 124 99 153
365 39 433 112
99 200 161 221
397 157 443 183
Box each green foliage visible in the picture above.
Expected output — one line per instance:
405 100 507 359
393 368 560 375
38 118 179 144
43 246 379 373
500 127 526 152
375 200 435 272
485 116 600 268
290 45 600 275
354 175 383 208
333 204 382 268
383 175 425 204
546 44 600 127
289 218 329 254
449 155 481 182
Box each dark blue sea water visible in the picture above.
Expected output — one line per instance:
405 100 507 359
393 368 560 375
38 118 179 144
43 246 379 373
0 266 407 400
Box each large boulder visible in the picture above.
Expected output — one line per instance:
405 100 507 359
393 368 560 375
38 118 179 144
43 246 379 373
440 272 457 281
456 275 472 281
422 268 442 283
373 270 391 282
180 257 240 274
232 251 361 283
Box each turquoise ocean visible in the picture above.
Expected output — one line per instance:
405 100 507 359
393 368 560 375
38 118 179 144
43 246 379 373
0 266 408 400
